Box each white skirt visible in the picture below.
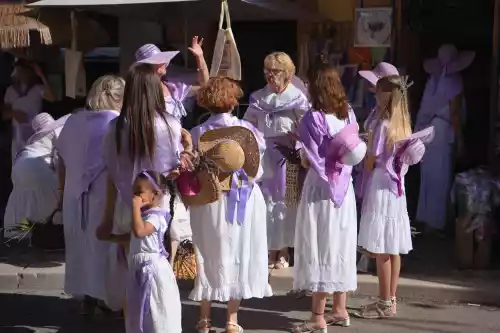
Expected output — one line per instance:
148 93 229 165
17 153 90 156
293 170 358 293
189 184 273 302
358 168 412 255
4 156 61 237
126 253 182 333
265 193 297 251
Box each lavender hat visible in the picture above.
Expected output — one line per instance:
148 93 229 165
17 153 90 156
27 113 70 145
135 44 180 66
358 62 399 87
424 44 475 76
329 123 367 166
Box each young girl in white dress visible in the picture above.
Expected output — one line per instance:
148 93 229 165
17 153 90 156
293 65 366 332
127 170 181 333
356 75 433 318
189 77 272 333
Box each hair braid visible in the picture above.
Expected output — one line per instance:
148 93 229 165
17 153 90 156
164 179 176 257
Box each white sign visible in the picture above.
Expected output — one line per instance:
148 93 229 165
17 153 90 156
354 8 393 48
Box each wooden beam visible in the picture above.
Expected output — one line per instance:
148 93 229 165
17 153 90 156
489 0 500 165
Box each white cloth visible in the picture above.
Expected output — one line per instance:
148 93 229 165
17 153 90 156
189 185 273 302
126 213 182 333
358 168 413 255
293 114 358 293
3 134 61 237
265 195 296 249
4 84 45 162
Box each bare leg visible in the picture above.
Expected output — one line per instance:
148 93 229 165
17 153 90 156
310 292 328 326
331 292 349 318
197 300 211 332
170 240 179 266
226 299 242 332
389 255 401 298
376 254 391 301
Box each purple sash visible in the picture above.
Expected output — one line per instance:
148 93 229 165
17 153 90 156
226 169 254 226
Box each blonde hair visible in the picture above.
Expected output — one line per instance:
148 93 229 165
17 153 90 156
86 75 125 111
376 75 412 149
263 52 296 79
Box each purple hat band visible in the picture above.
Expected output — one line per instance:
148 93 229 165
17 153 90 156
135 44 161 62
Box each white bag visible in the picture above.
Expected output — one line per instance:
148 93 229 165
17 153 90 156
64 49 86 99
210 0 242 81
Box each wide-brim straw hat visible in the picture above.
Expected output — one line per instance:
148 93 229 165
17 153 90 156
358 62 399 87
135 44 180 66
26 113 70 145
179 126 260 207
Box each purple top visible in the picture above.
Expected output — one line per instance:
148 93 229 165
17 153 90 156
103 113 183 207
191 113 266 182
162 79 192 121
298 108 357 207
56 109 119 198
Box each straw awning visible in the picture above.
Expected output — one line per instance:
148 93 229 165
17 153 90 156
0 4 52 49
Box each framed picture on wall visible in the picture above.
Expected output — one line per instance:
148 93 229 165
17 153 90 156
354 7 393 48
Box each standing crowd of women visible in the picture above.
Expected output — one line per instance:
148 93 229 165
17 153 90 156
3 35 443 333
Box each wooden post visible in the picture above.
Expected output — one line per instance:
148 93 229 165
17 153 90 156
490 0 500 165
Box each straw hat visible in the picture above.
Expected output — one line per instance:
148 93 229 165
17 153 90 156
26 113 70 145
178 126 260 207
358 62 399 87
135 44 179 66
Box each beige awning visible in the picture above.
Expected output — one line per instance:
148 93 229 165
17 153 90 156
0 4 52 49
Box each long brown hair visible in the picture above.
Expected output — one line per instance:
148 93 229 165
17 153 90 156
307 64 349 119
116 64 168 162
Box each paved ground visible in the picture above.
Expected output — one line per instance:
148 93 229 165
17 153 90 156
0 289 499 333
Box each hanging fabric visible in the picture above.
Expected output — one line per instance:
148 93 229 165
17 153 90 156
209 0 241 81
64 11 86 98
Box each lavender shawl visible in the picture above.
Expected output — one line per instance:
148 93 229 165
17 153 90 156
299 109 357 207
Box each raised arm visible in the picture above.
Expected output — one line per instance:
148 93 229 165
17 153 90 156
188 36 209 86
33 64 55 102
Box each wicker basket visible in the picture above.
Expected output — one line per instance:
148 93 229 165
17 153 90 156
173 240 197 280
285 162 302 208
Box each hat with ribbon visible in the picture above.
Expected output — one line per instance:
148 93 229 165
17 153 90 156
358 62 399 87
26 113 70 145
424 44 475 76
328 123 367 167
178 126 260 218
386 126 435 197
135 44 180 66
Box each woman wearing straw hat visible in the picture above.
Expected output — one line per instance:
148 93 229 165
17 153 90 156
97 64 186 332
243 52 310 269
3 112 67 238
415 44 474 232
134 37 208 261
188 77 272 333
56 75 125 315
2 59 55 162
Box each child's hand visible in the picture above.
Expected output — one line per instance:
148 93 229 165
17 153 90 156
181 128 193 152
132 196 145 209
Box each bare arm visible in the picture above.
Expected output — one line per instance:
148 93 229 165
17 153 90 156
33 65 55 102
195 54 210 86
131 198 155 238
364 130 376 172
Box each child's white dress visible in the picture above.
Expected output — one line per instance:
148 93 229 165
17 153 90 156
126 208 182 333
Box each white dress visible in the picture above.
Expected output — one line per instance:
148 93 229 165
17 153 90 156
3 133 62 237
126 210 182 333
4 84 45 162
293 115 358 293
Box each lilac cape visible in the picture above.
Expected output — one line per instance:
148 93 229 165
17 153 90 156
103 113 183 207
191 113 266 224
298 109 357 207
56 109 119 229
127 207 170 333
415 73 463 131
245 82 310 204
162 79 191 121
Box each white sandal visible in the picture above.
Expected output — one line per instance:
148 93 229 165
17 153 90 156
196 318 211 333
226 321 243 333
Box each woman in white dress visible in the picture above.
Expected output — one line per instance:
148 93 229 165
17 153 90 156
189 77 272 333
3 113 67 236
1 59 55 162
97 64 185 332
56 75 125 314
244 52 310 269
134 37 209 262
293 65 365 332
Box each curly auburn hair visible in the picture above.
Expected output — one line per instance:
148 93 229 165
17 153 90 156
197 77 243 113
307 64 349 119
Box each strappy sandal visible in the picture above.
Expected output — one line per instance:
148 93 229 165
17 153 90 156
225 321 243 333
324 314 351 327
354 300 394 319
391 297 397 315
196 318 211 333
291 322 327 333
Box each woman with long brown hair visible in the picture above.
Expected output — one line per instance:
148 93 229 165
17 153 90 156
97 64 188 332
292 64 364 332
